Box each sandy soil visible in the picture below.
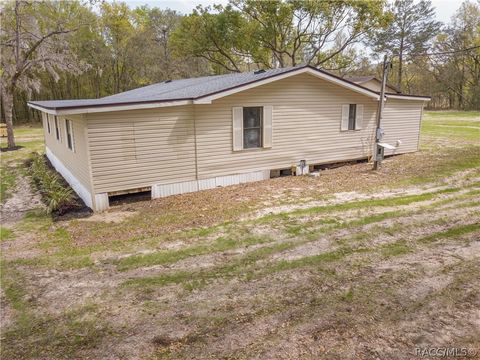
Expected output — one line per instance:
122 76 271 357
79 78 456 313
1 169 479 359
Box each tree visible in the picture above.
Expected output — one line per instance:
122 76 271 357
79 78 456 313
171 4 262 73
234 0 388 68
429 1 480 109
171 0 389 73
369 0 441 91
0 0 88 149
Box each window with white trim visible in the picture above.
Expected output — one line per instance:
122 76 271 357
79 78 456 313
65 119 74 151
341 104 363 131
54 116 61 141
232 106 273 151
243 107 263 149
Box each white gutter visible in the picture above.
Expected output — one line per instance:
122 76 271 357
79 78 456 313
386 94 430 101
27 99 193 115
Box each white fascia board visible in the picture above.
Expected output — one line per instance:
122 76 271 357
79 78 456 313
27 103 58 115
27 100 193 115
194 67 380 104
386 94 430 101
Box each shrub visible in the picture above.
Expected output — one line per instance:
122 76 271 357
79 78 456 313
26 153 77 214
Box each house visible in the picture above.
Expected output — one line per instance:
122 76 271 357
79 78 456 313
344 75 401 94
27 64 430 212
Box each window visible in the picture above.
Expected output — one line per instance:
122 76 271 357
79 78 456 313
348 104 356 130
54 116 60 141
341 104 363 131
46 115 51 134
243 107 263 148
65 119 74 151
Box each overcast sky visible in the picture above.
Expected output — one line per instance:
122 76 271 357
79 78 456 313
123 0 462 24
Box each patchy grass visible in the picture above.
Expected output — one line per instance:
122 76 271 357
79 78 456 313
1 304 113 360
116 234 273 271
379 240 412 257
0 226 14 241
0 166 17 203
1 112 480 359
419 222 480 244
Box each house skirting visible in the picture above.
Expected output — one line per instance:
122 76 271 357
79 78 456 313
45 147 93 209
152 170 270 198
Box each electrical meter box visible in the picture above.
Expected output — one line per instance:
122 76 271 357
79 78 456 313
376 128 385 141
376 144 385 163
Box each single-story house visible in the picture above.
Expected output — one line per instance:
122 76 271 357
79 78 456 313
28 64 430 212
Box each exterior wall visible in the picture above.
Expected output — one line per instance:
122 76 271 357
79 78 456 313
381 98 424 155
194 73 380 179
86 105 196 193
41 113 93 207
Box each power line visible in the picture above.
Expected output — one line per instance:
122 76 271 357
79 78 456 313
409 45 480 57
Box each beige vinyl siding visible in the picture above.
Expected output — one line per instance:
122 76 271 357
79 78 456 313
86 106 196 193
381 99 424 155
194 73 379 178
42 113 92 191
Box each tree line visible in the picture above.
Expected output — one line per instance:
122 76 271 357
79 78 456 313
1 0 479 148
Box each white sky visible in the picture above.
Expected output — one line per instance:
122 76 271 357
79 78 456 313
123 0 462 23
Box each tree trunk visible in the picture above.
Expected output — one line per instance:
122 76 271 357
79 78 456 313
3 88 16 149
397 40 404 92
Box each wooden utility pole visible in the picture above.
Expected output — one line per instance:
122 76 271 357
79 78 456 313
373 55 390 170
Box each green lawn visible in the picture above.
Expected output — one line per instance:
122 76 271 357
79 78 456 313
422 110 480 141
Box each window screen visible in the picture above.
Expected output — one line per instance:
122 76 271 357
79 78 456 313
54 116 60 140
65 119 74 151
243 107 263 148
348 104 356 130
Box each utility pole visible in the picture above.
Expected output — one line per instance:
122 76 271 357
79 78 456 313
373 55 390 171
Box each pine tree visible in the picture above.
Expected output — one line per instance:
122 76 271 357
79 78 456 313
369 0 441 92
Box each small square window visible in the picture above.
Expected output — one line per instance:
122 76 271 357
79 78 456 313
348 104 356 130
243 107 262 149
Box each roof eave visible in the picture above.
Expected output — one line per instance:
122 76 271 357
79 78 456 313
385 94 431 101
27 99 194 115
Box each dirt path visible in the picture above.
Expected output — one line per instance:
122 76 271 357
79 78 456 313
0 172 43 226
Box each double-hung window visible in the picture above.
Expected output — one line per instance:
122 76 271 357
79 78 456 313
54 116 60 141
348 104 357 130
341 104 363 131
243 107 263 149
232 105 272 151
65 119 74 151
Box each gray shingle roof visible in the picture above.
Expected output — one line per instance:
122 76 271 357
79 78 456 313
28 65 421 111
29 65 309 110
